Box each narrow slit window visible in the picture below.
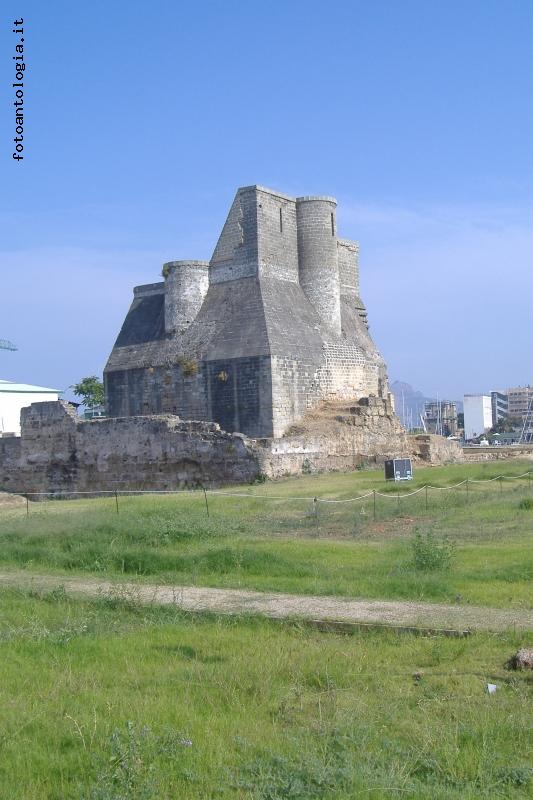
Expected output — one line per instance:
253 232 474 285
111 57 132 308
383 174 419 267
331 212 335 236
279 207 283 233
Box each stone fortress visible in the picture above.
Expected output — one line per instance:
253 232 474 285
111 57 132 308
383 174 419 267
105 185 390 438
0 186 462 495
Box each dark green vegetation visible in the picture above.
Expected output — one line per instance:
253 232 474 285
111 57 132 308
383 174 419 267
1 462 532 608
0 588 531 799
70 376 104 409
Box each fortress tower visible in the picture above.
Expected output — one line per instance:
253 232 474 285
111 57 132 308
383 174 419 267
104 185 391 438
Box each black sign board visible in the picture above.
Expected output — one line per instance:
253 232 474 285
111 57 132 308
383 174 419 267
384 458 413 481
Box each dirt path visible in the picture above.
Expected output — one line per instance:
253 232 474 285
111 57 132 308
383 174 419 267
0 570 531 632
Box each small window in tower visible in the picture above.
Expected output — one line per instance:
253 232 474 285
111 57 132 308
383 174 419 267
331 212 335 236
279 207 283 233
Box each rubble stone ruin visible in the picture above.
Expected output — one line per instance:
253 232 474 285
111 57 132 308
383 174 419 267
0 185 463 495
105 185 391 438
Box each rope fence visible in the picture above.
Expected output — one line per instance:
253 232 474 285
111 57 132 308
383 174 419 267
5 469 532 532
13 469 533 501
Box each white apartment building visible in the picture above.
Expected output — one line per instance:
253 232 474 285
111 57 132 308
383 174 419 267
463 394 492 441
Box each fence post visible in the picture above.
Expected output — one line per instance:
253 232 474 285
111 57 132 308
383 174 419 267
466 478 469 501
397 490 400 513
529 472 531 491
373 490 376 521
203 487 210 518
114 490 119 515
425 484 428 511
499 476 503 493
26 494 29 517
313 497 319 534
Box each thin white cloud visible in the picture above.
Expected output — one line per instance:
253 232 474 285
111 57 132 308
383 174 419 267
339 202 533 397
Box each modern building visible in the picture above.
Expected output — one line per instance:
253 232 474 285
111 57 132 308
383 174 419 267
507 386 533 421
490 390 508 427
0 380 61 436
423 400 458 437
463 394 492 441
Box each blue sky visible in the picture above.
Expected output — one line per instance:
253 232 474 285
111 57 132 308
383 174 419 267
1 0 532 401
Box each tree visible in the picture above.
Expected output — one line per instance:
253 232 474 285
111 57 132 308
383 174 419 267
71 376 104 409
490 415 522 434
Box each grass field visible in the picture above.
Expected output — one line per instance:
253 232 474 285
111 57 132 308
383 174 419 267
1 462 532 798
0 587 531 800
1 461 532 608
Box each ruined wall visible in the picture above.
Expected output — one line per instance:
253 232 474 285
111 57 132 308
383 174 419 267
0 402 259 494
462 445 533 462
255 397 409 477
410 434 465 466
0 401 463 495
253 400 463 478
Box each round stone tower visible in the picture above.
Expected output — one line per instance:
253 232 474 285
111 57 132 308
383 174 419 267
163 260 210 334
296 196 341 335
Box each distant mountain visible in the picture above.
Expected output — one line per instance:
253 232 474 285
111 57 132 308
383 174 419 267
390 380 463 430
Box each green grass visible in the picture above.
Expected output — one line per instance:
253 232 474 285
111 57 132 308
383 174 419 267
0 587 531 799
1 462 532 608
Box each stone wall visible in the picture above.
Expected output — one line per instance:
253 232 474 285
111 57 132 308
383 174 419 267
256 433 464 479
0 400 463 496
0 401 259 494
409 434 465 465
256 398 463 478
462 445 533 462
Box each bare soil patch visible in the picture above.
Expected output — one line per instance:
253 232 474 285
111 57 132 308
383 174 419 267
0 492 25 508
1 571 531 633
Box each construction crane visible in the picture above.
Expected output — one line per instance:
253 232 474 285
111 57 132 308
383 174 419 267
0 339 17 351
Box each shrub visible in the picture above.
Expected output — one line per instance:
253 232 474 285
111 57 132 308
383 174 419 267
89 722 157 799
411 529 455 572
518 498 533 511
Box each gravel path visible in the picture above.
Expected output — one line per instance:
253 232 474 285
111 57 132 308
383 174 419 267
0 570 531 633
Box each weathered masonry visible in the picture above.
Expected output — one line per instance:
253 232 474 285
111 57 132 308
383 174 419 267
0 401 259 493
0 400 462 495
105 185 391 438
